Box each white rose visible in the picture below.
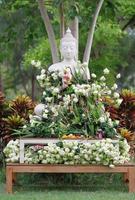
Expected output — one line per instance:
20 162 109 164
43 113 48 119
42 160 48 164
93 90 98 95
112 83 118 90
65 148 70 153
31 60 36 66
36 75 40 80
114 92 120 98
100 76 106 81
103 68 110 75
91 73 97 78
107 90 112 95
41 69 45 74
40 74 45 80
99 116 106 123
44 109 49 113
53 87 60 94
109 164 115 168
73 97 78 103
43 91 46 96
45 97 52 103
116 98 123 105
35 61 41 68
116 73 121 79
115 120 119 125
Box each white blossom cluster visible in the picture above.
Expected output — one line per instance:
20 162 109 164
4 139 130 167
3 139 20 163
99 111 119 127
31 60 41 69
72 84 91 97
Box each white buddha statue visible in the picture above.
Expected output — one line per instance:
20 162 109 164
49 28 90 79
48 28 77 76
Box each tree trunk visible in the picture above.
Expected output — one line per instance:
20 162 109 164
38 0 59 63
70 17 79 60
59 2 65 38
0 65 3 92
31 73 35 101
83 0 104 64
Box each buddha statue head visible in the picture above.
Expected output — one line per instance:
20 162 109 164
60 28 77 61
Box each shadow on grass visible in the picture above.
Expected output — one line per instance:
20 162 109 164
13 173 128 193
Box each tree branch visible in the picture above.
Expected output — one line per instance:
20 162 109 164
83 0 104 64
70 17 79 60
59 2 65 38
122 14 135 30
38 0 59 63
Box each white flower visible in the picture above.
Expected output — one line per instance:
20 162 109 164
40 74 45 80
103 68 110 75
91 73 97 78
44 109 49 113
107 90 111 95
52 87 60 94
115 120 119 125
100 76 106 81
31 60 36 66
108 118 113 127
116 73 121 79
43 113 48 119
116 98 123 105
58 71 63 77
51 72 58 80
41 69 45 74
29 114 33 120
36 75 40 80
109 164 115 168
45 97 52 103
99 116 106 123
93 90 98 95
73 97 78 103
112 83 118 90
43 91 46 96
114 92 120 98
35 61 41 68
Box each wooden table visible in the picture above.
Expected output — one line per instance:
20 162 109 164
6 163 135 193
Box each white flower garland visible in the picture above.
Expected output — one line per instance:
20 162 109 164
4 139 130 168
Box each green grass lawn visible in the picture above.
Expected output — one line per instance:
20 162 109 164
1 168 135 200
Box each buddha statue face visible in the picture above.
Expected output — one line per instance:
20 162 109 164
60 28 77 60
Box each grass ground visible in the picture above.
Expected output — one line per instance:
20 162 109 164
1 168 135 200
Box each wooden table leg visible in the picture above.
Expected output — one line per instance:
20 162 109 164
6 166 13 194
13 173 16 184
128 167 135 193
123 173 129 183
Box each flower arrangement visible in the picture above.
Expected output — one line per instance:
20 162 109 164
4 139 130 167
18 62 123 139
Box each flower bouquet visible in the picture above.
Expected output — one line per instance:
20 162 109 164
19 62 122 140
3 61 132 166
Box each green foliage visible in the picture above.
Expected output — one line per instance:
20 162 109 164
22 38 53 69
116 0 135 19
91 19 125 84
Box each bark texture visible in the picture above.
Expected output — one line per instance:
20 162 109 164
83 0 104 64
38 0 59 63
